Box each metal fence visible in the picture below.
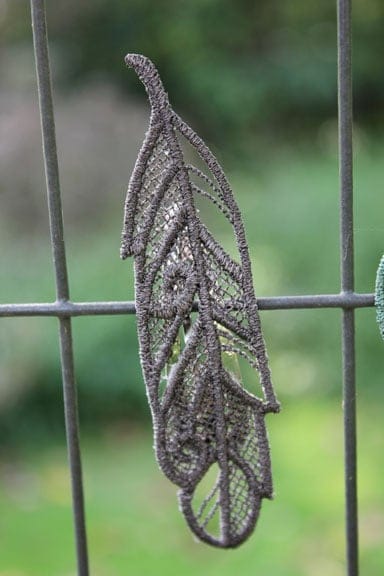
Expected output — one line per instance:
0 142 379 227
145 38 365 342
0 0 375 575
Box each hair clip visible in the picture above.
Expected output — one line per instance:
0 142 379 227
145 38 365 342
121 54 279 548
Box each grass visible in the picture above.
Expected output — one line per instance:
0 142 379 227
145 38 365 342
1 400 383 576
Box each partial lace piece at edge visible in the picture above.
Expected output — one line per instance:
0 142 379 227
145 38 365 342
120 53 280 548
375 255 384 340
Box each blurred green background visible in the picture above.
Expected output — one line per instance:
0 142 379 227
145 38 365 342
0 1 383 574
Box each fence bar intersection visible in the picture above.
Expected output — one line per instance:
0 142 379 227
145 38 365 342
30 1 89 575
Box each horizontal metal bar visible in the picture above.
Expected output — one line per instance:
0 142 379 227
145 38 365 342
257 293 373 310
0 292 375 318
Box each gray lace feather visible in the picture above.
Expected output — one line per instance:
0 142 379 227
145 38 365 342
121 53 280 548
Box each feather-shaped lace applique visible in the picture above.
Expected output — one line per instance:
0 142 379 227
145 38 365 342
121 54 280 548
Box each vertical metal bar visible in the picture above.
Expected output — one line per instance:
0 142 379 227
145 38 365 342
337 1 358 575
30 1 89 575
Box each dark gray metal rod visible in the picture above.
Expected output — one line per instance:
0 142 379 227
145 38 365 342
337 0 359 575
342 308 358 575
30 1 89 574
0 292 375 317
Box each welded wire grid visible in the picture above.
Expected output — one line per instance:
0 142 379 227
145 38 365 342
0 0 374 574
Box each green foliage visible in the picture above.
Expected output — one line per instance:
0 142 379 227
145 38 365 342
0 229 150 443
3 0 384 146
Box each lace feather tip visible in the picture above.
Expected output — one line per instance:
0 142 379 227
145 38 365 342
125 53 141 68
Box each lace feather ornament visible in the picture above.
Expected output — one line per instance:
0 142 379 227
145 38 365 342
121 54 280 548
